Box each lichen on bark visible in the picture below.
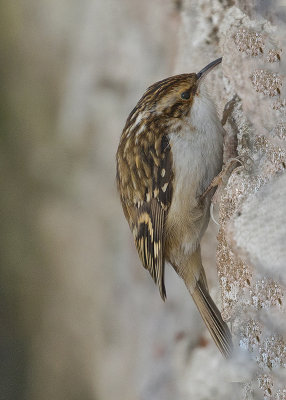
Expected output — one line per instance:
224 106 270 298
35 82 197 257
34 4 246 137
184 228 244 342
215 5 286 398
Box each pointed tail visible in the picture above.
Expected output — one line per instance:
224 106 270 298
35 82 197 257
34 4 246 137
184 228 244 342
192 277 233 358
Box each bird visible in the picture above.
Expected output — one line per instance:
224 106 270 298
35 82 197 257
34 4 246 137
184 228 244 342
116 57 233 358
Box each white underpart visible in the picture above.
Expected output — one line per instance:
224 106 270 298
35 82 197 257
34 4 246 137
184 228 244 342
167 90 223 256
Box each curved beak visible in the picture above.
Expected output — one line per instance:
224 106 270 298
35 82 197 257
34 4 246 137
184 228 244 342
196 57 222 82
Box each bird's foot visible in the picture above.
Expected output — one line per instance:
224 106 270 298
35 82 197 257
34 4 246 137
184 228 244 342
199 157 243 203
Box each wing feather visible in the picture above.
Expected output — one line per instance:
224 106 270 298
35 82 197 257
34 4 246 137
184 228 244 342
117 127 173 300
131 134 173 300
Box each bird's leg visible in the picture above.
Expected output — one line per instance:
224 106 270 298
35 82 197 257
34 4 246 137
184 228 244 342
200 157 243 203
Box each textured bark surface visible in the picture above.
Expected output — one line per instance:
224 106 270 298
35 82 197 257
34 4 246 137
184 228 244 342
1 1 286 399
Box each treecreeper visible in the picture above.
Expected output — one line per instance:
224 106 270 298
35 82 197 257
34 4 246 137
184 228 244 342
116 58 233 358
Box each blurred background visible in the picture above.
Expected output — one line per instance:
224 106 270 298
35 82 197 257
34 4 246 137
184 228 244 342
2 0 270 399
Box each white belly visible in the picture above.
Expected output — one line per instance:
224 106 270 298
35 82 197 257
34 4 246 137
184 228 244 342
166 92 223 258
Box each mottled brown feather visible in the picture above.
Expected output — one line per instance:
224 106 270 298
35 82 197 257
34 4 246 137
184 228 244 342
117 124 173 299
116 74 199 298
116 67 233 357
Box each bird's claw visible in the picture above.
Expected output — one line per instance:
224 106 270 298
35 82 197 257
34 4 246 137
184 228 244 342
199 156 244 203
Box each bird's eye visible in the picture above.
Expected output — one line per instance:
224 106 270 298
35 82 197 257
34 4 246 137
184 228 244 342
181 90 190 100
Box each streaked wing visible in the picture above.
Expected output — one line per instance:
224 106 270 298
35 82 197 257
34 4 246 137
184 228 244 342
117 132 173 300
133 134 172 299
133 200 165 298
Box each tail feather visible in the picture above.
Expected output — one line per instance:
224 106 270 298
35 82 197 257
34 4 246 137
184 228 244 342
192 278 233 358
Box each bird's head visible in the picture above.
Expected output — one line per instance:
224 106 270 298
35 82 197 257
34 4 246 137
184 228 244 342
135 57 222 120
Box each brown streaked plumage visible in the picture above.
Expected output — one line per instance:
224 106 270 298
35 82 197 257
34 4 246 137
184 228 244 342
116 58 233 358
